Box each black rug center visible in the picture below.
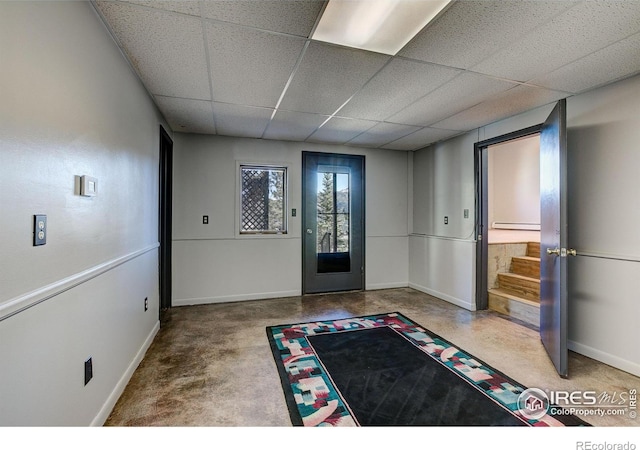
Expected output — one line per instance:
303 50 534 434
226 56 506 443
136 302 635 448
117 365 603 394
307 326 526 426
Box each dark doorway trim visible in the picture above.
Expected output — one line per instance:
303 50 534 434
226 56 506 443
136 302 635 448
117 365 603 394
159 125 173 312
474 124 542 310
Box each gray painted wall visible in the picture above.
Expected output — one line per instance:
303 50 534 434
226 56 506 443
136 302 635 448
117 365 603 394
2 0 638 428
171 134 410 305
489 135 540 228
411 73 640 376
0 2 166 425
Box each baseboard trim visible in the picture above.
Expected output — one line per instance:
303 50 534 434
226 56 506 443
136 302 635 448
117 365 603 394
366 282 409 290
173 290 301 306
92 320 160 426
568 340 640 378
0 243 160 322
408 282 476 311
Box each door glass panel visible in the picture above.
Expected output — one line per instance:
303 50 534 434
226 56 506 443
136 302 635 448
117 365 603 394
316 167 350 273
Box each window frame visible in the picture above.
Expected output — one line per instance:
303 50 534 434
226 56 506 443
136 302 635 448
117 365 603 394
236 161 289 237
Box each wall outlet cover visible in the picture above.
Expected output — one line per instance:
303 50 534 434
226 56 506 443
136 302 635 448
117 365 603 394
34 214 47 246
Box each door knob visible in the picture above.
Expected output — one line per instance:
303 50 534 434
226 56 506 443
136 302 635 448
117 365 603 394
547 247 577 257
306 229 313 234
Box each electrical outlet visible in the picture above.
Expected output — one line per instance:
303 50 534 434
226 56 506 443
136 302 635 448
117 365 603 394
144 297 148 311
291 208 297 217
84 357 93 386
34 214 47 246
203 215 209 224
444 216 449 225
464 209 469 219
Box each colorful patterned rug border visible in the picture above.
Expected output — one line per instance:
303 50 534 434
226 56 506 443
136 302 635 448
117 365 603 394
266 311 589 427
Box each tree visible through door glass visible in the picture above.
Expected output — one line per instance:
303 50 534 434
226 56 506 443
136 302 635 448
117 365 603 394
316 171 350 273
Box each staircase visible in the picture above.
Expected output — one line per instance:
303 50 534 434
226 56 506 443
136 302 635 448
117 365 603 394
488 242 540 327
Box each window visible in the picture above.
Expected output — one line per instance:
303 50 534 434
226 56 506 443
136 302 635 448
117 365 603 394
240 165 287 234
316 170 350 253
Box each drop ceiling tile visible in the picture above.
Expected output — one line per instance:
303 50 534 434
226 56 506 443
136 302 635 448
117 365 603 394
531 32 640 94
213 103 273 138
387 72 518 127
432 85 567 131
306 117 378 145
117 0 201 16
399 0 578 69
472 1 640 82
205 21 306 108
381 127 461 151
279 42 390 115
199 0 325 37
95 1 211 100
155 96 216 134
347 122 421 148
338 58 461 121
262 110 328 142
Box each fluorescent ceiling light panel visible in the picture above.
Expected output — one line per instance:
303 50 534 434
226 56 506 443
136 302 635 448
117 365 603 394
312 0 452 55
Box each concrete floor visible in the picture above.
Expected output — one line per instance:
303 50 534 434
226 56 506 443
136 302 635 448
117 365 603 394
104 288 639 427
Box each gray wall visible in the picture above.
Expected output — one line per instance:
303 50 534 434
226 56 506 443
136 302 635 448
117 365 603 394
171 134 410 305
411 73 640 376
489 135 540 228
0 2 166 425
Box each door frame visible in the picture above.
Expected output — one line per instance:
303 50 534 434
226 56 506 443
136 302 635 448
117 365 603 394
159 125 173 312
301 151 366 295
474 124 542 310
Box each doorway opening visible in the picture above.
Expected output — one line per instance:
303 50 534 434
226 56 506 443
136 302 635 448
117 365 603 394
476 100 569 377
475 124 542 314
159 125 173 313
485 134 542 328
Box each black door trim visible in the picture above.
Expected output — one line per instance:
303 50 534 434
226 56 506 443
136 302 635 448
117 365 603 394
159 125 173 312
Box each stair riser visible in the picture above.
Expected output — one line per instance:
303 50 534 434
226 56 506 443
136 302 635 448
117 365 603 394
511 258 540 278
527 242 540 258
497 274 540 301
488 292 540 327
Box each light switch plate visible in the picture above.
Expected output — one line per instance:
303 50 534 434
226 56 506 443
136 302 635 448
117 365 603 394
80 175 97 197
84 357 93 386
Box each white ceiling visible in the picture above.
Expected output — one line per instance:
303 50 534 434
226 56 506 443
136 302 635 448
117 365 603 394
92 0 640 151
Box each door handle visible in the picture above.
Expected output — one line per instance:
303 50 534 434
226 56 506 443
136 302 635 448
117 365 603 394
547 247 577 257
306 228 313 234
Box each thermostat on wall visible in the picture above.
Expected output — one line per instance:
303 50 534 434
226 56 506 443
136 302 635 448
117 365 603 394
80 175 98 197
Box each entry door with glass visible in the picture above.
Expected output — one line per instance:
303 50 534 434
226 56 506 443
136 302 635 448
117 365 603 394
302 152 364 294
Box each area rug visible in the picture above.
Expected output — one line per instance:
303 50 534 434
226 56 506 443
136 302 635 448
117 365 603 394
266 312 590 427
